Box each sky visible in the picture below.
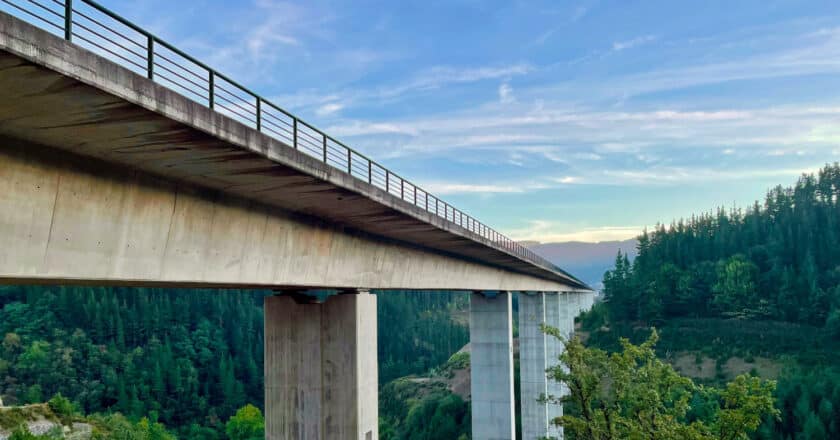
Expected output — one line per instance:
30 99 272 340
38 0 840 242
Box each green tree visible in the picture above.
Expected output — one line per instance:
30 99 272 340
225 404 264 440
712 255 759 317
543 327 779 439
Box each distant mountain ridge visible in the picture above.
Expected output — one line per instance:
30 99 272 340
528 239 638 289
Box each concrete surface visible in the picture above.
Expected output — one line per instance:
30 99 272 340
0 140 578 291
517 292 549 440
0 11 586 290
545 293 564 439
264 291 377 440
470 292 515 440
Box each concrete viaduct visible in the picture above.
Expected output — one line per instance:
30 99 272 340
0 4 594 439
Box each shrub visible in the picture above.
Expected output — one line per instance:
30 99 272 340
47 394 74 420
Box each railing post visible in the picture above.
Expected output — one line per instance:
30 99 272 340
322 134 328 163
256 98 261 131
208 71 215 109
425 193 428 211
400 179 404 200
368 161 372 183
413 186 417 205
347 149 352 174
64 0 72 41
293 119 298 150
146 35 154 79
385 171 390 193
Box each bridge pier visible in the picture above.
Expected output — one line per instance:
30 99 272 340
544 292 565 439
264 290 378 440
518 292 549 440
470 291 516 440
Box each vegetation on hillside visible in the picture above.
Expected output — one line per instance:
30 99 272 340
603 163 840 326
0 286 467 438
378 291 469 383
592 163 840 438
544 328 778 440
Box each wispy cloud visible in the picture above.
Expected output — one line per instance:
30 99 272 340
375 64 533 99
273 63 533 114
597 165 822 186
612 35 657 51
499 83 515 104
532 4 591 45
510 221 643 243
420 180 550 195
315 102 344 116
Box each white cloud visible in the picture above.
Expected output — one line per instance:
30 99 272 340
509 221 643 243
499 83 515 104
377 64 533 99
555 176 579 184
573 152 602 160
612 35 657 51
419 179 551 195
420 183 524 195
597 165 821 186
271 63 533 114
315 102 344 116
326 121 417 137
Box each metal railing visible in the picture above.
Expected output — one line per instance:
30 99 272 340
0 0 563 274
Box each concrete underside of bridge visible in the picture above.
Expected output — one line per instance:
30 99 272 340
0 136 576 292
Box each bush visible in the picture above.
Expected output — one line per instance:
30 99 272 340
8 425 56 440
445 352 470 370
225 404 264 440
47 393 74 420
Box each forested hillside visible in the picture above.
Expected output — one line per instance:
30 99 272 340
592 163 840 439
603 163 840 326
0 287 468 438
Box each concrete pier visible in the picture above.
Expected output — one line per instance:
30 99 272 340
264 291 378 440
518 292 549 440
470 291 516 440
544 293 564 439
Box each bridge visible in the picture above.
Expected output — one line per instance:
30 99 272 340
0 2 594 439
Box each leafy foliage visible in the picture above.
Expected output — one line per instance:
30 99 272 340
224 404 264 440
0 286 468 438
596 163 840 439
379 379 470 440
46 393 75 422
543 328 778 440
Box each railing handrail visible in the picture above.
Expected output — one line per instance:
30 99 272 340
0 0 577 280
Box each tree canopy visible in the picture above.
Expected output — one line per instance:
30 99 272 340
604 163 840 326
543 327 778 440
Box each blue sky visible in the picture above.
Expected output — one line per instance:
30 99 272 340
63 1 840 241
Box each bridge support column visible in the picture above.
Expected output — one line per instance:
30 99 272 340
264 290 378 440
518 292 549 440
545 292 565 439
470 291 515 440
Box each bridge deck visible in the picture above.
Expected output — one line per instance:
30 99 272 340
0 10 585 289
